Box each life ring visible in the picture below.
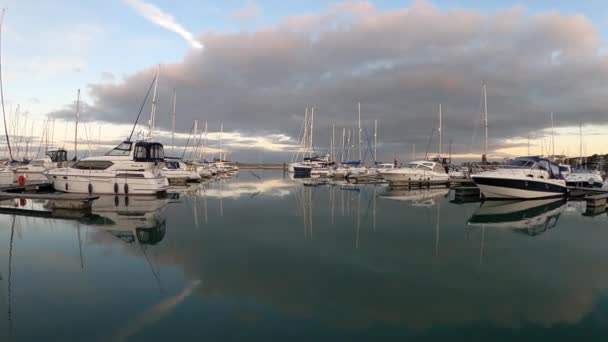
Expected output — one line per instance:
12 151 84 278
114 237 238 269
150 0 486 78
17 175 26 186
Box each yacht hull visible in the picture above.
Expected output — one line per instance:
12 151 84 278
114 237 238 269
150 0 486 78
472 176 567 199
47 171 169 195
380 170 449 186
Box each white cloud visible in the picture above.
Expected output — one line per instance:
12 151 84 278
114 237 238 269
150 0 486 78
231 1 262 22
124 0 203 49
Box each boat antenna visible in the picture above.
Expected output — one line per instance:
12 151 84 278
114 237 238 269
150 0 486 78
0 9 13 161
128 72 158 142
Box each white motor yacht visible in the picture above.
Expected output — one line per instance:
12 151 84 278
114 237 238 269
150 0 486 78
471 157 567 199
161 158 201 183
46 141 170 195
564 166 603 188
379 160 449 186
13 149 69 183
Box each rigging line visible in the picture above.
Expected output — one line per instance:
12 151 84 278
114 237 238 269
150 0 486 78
128 72 158 142
180 122 196 159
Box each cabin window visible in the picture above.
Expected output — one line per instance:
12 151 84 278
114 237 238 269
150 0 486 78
133 143 165 162
47 150 68 163
72 160 114 170
165 161 180 169
406 163 417 169
419 165 433 171
135 146 147 160
106 142 133 156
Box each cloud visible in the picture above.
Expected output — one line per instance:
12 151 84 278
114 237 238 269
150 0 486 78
47 1 608 162
124 0 203 49
101 71 115 81
231 1 262 22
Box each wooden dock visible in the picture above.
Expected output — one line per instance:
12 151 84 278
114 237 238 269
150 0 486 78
584 193 608 208
0 182 53 193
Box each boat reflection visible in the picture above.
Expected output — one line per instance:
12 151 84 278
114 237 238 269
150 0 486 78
177 178 295 199
87 195 169 245
379 188 449 207
468 198 567 236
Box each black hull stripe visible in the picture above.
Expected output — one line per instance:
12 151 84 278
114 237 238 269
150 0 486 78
473 177 567 194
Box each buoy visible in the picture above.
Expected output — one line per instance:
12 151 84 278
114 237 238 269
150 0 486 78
114 183 119 194
124 196 129 207
65 183 69 191
114 196 119 206
17 175 26 186
124 183 129 194
88 183 93 195
19 198 26 206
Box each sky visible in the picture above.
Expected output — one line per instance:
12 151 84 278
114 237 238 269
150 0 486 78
2 0 608 162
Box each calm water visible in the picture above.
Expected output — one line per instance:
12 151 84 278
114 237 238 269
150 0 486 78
1 170 608 341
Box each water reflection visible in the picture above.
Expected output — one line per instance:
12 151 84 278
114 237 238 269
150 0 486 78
89 195 169 245
468 199 566 236
3 171 608 340
379 187 449 207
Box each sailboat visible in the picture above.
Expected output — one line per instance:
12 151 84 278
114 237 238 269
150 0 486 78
46 68 170 195
562 124 603 188
288 108 314 177
379 104 449 185
13 91 77 184
160 92 201 183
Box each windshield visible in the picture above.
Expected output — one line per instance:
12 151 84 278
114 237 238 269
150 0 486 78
105 142 132 156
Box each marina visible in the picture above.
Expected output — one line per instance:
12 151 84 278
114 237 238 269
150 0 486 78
3 0 608 340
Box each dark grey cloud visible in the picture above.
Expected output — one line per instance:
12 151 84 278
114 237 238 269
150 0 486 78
46 1 608 162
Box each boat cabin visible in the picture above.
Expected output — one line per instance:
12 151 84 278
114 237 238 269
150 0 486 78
46 149 68 163
105 141 165 162
504 157 562 179
405 161 447 174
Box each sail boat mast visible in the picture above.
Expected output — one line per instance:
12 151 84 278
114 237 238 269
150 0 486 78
171 89 176 154
439 104 442 158
0 8 13 161
148 65 160 140
74 89 80 160
374 119 377 162
483 82 488 158
358 102 362 161
341 128 345 162
550 112 555 157
579 123 583 165
310 108 314 159
331 123 335 162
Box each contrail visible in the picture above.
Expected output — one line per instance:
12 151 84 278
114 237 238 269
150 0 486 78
112 280 202 341
125 0 203 49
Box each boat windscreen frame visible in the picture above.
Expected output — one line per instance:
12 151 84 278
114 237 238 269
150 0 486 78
105 141 134 157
